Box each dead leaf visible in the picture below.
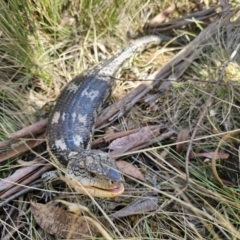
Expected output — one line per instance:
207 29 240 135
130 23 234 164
109 196 158 219
31 202 99 239
176 128 190 152
130 130 174 153
109 125 160 155
146 4 175 27
117 160 146 182
92 127 141 147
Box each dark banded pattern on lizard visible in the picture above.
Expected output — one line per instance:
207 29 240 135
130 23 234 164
43 35 164 198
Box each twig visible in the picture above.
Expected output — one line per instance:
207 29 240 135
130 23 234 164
145 5 220 31
0 139 17 148
0 160 46 192
9 118 48 139
0 164 53 199
0 134 45 163
0 183 42 208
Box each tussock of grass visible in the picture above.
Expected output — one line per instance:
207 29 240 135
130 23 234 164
1 0 240 239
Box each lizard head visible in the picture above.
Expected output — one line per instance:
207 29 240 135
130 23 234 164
65 149 124 198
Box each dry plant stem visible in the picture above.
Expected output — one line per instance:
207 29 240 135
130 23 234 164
0 134 45 163
0 160 46 192
9 118 48 139
146 4 175 28
96 71 170 129
219 0 230 9
0 183 42 208
151 12 219 32
185 12 237 186
146 5 220 31
0 139 17 148
0 164 53 199
146 46 205 104
95 77 153 129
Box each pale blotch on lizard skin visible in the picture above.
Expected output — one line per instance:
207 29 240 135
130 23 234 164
51 111 61 124
66 82 79 93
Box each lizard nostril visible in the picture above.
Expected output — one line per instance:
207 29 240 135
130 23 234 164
109 180 114 185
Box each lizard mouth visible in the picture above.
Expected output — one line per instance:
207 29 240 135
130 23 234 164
82 183 125 198
66 178 124 198
95 183 124 193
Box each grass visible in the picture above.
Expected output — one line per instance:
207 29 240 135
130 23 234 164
1 0 240 239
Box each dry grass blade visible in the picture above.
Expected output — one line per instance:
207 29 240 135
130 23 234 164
211 129 240 186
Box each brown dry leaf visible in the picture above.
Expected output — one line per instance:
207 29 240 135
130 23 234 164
109 196 158 219
31 202 99 239
92 128 140 147
146 4 175 27
117 160 146 182
176 128 190 152
109 125 160 155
